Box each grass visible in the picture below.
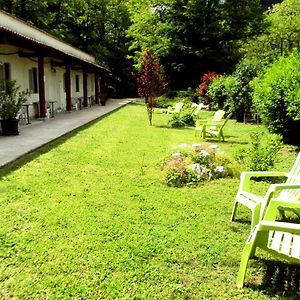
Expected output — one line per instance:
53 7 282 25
0 102 299 299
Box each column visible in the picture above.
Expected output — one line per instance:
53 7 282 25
83 71 88 107
95 73 99 104
65 65 72 112
38 56 46 118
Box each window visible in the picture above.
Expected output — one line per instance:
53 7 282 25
29 67 38 93
75 74 80 92
0 62 11 90
0 62 11 81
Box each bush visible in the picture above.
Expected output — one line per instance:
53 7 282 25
156 89 199 108
207 75 236 110
162 144 240 187
225 61 258 122
234 132 282 171
252 51 300 144
197 72 220 107
168 113 186 128
168 105 196 128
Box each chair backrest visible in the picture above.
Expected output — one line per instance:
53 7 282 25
280 153 300 200
212 110 225 122
174 102 184 112
193 103 204 117
207 110 226 131
207 113 231 133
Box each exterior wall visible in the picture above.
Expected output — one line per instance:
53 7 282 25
0 44 97 117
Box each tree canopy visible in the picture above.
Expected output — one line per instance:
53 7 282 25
126 0 263 89
0 0 282 94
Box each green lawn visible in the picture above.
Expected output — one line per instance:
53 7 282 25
0 102 299 299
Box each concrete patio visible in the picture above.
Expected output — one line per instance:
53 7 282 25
0 99 131 168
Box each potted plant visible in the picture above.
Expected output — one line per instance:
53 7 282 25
0 80 30 135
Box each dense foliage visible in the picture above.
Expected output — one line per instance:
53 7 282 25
243 0 300 68
252 51 300 144
126 0 263 89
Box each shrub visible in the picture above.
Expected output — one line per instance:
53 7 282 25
207 75 236 110
176 88 199 103
168 106 196 128
197 72 220 107
162 144 240 187
225 61 258 122
252 51 300 144
168 113 186 128
156 89 199 108
234 132 282 171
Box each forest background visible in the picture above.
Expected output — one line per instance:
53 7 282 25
0 0 283 97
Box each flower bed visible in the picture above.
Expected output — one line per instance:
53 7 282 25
162 143 240 187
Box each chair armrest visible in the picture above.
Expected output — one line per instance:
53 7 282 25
239 171 288 193
196 119 210 124
259 220 300 235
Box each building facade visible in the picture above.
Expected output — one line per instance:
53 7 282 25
0 9 110 120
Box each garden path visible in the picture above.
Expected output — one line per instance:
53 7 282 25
0 99 132 167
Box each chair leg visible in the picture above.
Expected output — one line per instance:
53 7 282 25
231 200 239 221
236 243 252 288
236 228 258 288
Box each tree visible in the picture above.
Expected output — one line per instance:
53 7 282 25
135 50 167 125
243 0 300 68
127 0 262 89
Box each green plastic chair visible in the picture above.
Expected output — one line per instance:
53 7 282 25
202 114 231 141
231 153 300 229
195 110 225 138
236 218 300 288
167 102 184 114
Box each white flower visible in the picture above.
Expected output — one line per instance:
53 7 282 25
192 143 201 151
213 166 227 178
199 150 210 157
191 163 202 174
209 144 218 150
172 152 182 158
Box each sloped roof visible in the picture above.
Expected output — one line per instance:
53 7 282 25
0 9 109 73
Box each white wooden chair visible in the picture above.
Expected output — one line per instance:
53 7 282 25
167 102 184 114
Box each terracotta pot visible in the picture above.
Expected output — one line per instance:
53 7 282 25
0 119 20 135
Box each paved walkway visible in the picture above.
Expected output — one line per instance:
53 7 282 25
0 99 131 168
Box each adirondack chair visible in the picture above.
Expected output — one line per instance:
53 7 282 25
195 110 225 138
192 103 207 119
236 218 300 288
202 114 231 141
231 153 300 229
167 102 184 114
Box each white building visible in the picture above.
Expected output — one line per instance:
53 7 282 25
0 9 110 119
